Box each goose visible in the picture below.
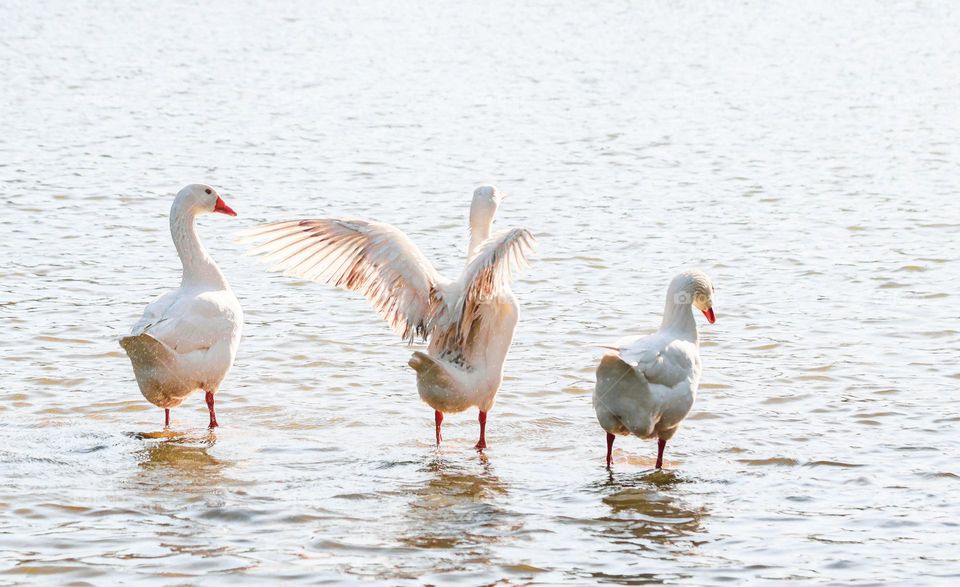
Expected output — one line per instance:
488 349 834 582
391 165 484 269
241 186 535 449
120 184 243 429
594 270 716 469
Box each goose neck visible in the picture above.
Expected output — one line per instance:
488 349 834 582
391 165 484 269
660 297 699 342
170 202 227 289
467 205 495 260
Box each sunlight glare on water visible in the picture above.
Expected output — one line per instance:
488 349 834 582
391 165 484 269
1 0 959 584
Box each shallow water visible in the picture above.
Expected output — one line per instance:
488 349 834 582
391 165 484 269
2 0 959 584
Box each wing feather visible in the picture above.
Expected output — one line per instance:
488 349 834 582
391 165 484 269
620 337 694 389
432 228 536 355
241 219 445 342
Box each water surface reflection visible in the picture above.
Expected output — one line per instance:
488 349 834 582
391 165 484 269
131 431 237 495
401 457 519 551
598 470 707 545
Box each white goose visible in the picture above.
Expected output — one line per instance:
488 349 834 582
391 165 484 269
594 270 716 469
121 184 243 428
241 186 535 449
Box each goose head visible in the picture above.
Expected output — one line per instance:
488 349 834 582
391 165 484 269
669 270 716 324
175 184 237 217
469 185 505 228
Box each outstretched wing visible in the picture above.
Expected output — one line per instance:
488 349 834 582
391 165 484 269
240 219 446 342
432 228 536 355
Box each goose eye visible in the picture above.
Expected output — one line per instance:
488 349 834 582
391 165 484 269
205 188 212 194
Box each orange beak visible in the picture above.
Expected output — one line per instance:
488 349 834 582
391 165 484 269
702 307 716 324
213 196 237 217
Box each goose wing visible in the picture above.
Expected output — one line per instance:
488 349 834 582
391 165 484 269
130 291 240 355
240 219 446 342
431 228 536 356
619 335 695 389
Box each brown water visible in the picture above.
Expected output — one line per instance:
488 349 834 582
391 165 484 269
2 0 959 584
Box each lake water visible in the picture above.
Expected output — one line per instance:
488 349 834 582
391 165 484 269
2 0 959 584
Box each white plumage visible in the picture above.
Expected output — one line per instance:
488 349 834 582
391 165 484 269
241 186 535 448
120 184 243 428
594 270 716 468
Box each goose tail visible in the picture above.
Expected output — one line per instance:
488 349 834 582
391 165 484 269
120 333 187 408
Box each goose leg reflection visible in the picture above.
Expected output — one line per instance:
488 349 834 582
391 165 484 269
656 438 666 469
206 391 218 428
434 410 443 446
475 411 487 450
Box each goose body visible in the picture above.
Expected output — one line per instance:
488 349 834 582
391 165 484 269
594 270 716 468
408 291 517 415
121 184 243 428
243 186 534 448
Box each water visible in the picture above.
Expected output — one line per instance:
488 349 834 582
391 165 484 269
2 0 959 584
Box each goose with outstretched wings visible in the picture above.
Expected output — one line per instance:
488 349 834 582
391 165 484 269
241 186 535 450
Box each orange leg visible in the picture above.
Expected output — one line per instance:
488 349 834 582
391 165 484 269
606 433 615 468
164 409 170 428
434 410 443 446
655 438 666 469
475 411 487 450
206 392 219 428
